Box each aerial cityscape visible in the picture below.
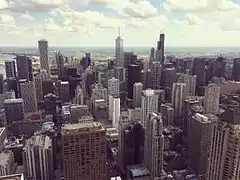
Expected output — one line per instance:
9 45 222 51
0 0 240 180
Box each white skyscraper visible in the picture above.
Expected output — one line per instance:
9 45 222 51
172 83 187 118
113 98 120 129
38 40 50 75
115 27 124 67
108 77 120 97
204 83 220 114
144 112 164 177
141 89 159 128
133 82 143 108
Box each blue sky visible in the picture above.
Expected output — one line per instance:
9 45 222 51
0 0 240 47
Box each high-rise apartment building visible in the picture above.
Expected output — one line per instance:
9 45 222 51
5 61 16 79
38 40 50 75
144 112 164 177
208 109 240 180
23 135 53 180
16 55 33 81
172 83 187 118
108 77 120 98
20 80 37 113
133 82 143 108
179 74 196 96
61 122 107 180
115 28 124 67
141 89 159 128
4 98 24 124
188 113 215 179
204 83 220 114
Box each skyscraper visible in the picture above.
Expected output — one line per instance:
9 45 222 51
56 52 64 77
127 64 140 99
35 73 43 101
23 135 53 180
133 82 143 108
16 55 33 81
172 83 187 118
144 112 164 177
156 33 165 65
193 58 206 95
113 98 120 129
204 83 220 114
108 77 120 98
62 122 107 180
115 27 124 67
4 98 24 124
0 74 3 94
141 89 159 128
5 60 16 79
38 40 50 75
232 58 240 81
188 113 215 179
152 61 162 90
208 109 240 180
20 80 37 113
149 47 155 68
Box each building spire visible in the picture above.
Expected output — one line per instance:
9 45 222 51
118 26 120 37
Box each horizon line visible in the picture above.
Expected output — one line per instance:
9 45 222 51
0 46 240 48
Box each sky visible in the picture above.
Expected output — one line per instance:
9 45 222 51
1 0 240 47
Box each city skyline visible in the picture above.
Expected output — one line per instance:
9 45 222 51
1 0 240 47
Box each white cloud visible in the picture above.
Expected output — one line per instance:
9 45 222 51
123 0 159 18
163 0 240 13
20 11 34 20
0 13 16 28
185 14 205 25
0 0 8 9
221 19 240 31
42 18 62 32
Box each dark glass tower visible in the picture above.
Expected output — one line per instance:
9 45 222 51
127 64 140 99
16 55 33 81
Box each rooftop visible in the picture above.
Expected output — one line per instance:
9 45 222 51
4 98 23 104
0 173 24 180
62 122 104 135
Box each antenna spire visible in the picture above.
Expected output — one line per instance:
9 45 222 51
118 26 120 37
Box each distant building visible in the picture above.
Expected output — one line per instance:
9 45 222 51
204 83 220 114
116 28 124 67
38 40 50 75
16 55 33 81
5 61 16 79
61 122 107 180
23 135 53 180
4 98 24 124
193 58 206 95
156 33 165 65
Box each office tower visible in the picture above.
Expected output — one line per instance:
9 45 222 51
6 78 18 98
124 52 137 69
152 61 162 90
108 95 114 121
93 99 108 120
70 104 89 123
20 80 37 113
204 83 220 114
114 66 125 82
62 122 107 180
154 89 166 111
172 83 187 118
5 60 16 78
0 150 15 176
146 69 153 89
162 67 177 101
108 77 120 97
133 82 143 108
113 98 120 128
115 27 124 67
149 47 155 68
208 109 240 180
16 55 33 81
42 80 54 96
38 40 50 75
144 112 164 177
160 103 174 126
35 73 43 101
232 58 240 81
57 81 70 103
188 113 215 179
179 74 196 96
141 89 159 128
121 121 144 170
0 74 4 94
92 84 108 102
127 64 140 99
156 33 165 65
4 98 24 124
56 52 64 77
23 135 53 180
193 58 206 94
212 57 226 78
73 86 84 105
44 94 56 115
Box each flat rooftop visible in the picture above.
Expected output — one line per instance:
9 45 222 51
4 98 23 104
62 122 104 135
0 173 24 180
